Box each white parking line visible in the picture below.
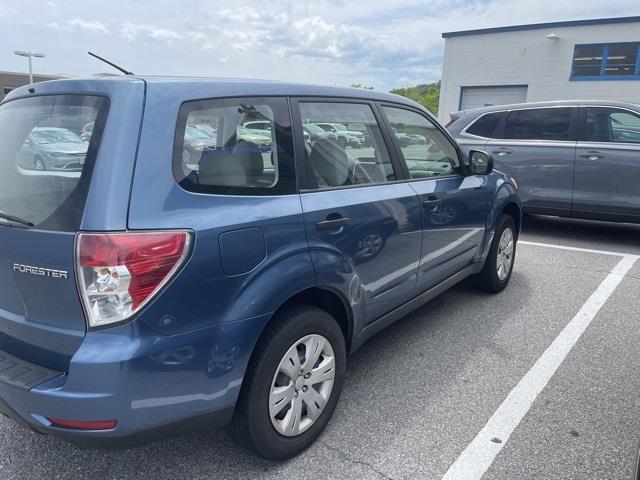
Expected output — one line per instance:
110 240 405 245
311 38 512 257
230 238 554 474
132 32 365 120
442 244 638 480
519 240 640 259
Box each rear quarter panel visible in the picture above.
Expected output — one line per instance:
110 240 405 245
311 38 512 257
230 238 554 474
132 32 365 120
127 83 315 335
478 173 521 261
447 111 490 158
124 83 317 415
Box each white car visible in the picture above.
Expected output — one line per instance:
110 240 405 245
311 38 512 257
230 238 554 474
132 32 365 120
238 121 272 146
314 123 364 148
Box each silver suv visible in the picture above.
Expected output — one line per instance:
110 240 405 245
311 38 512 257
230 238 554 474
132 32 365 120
447 100 640 224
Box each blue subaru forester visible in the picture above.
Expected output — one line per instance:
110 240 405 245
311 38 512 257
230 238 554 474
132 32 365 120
0 77 520 459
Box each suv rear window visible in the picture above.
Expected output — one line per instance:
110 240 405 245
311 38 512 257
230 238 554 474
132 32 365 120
466 112 502 138
0 95 108 231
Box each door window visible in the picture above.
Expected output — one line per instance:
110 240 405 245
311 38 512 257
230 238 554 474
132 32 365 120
586 107 640 144
382 106 461 179
504 108 572 141
298 102 396 188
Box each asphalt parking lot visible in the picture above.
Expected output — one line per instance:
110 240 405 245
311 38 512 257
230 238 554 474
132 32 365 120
1 214 639 480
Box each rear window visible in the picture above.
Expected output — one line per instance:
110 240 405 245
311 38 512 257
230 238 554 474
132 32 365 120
0 95 108 231
466 112 503 138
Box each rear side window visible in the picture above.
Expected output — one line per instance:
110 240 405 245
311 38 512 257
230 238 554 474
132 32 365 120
383 106 461 179
586 107 640 144
0 95 108 231
298 102 396 189
504 108 572 141
466 112 502 138
173 97 295 195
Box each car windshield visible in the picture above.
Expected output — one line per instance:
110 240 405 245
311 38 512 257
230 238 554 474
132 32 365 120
304 124 323 134
244 122 271 131
32 128 83 144
185 125 211 140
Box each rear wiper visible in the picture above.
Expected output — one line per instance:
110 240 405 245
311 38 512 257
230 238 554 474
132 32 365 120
0 212 34 228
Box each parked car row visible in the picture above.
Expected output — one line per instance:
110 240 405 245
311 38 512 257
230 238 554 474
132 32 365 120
447 100 640 224
182 125 218 166
313 122 365 148
303 122 339 144
393 130 428 147
0 77 519 461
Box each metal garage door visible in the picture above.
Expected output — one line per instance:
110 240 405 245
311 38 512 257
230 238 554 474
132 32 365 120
460 85 528 110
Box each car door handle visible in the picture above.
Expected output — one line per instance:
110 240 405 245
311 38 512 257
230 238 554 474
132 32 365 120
492 148 513 156
316 217 351 231
422 195 441 209
579 151 606 160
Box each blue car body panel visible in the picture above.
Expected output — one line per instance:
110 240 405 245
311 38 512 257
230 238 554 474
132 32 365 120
408 174 494 292
300 183 423 330
0 76 520 448
0 78 145 372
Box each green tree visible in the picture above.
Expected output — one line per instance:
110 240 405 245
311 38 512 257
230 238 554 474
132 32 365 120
389 81 440 115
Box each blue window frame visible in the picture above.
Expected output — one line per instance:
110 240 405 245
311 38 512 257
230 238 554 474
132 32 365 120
571 42 640 81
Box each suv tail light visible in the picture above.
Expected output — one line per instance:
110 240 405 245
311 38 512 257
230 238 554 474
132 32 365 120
77 231 191 328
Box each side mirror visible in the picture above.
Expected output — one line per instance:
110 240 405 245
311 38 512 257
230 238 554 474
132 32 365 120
469 150 494 175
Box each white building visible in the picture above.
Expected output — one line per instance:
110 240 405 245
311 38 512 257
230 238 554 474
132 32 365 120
438 16 640 122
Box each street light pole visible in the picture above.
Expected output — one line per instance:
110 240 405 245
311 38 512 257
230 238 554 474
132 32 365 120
13 50 46 84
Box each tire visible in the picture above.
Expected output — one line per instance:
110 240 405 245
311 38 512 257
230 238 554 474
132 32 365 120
471 214 516 293
227 304 346 460
34 157 46 171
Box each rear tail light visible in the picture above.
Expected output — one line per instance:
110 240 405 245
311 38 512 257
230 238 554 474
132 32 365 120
76 231 191 328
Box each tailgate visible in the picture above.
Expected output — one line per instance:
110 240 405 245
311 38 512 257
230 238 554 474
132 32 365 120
0 228 85 372
0 81 144 372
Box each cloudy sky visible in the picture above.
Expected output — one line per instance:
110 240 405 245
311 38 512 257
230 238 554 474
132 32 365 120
0 0 639 91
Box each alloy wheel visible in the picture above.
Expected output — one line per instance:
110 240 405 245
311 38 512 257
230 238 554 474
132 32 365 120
496 227 514 281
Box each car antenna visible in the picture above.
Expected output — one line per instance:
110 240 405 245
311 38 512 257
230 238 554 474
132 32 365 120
88 52 133 75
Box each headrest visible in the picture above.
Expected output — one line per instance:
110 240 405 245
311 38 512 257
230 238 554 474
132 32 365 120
309 139 349 187
233 141 264 178
198 150 247 186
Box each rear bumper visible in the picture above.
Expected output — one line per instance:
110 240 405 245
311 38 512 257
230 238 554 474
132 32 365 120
0 387 233 449
0 394 45 433
53 406 234 450
0 312 271 449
